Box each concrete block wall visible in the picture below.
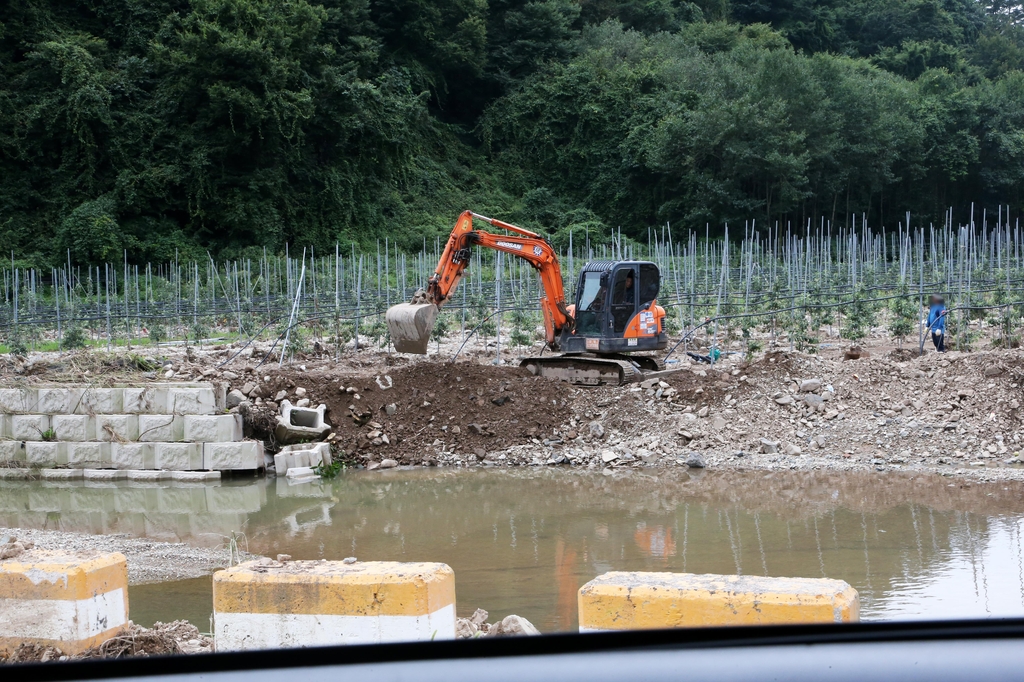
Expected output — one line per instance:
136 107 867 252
0 384 262 473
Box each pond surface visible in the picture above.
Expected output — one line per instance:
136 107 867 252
5 468 1024 631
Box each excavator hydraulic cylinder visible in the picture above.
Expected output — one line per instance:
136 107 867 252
386 302 439 354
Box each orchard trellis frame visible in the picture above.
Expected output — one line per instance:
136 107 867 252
3 208 1024 358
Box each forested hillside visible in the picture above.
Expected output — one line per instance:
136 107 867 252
2 0 1023 265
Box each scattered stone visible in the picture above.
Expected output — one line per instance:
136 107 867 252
984 365 1003 377
343 557 357 564
385 403 398 416
222 371 239 381
468 423 485 436
488 615 540 636
365 461 380 471
274 390 288 402
684 453 706 468
225 389 246 409
784 443 802 456
775 395 794 405
697 406 709 418
295 387 307 398
0 539 29 560
588 421 606 439
759 438 779 454
799 378 822 393
379 459 398 469
456 619 478 639
601 450 619 463
711 416 726 430
276 554 292 562
803 394 825 408
638 449 658 464
241 382 256 396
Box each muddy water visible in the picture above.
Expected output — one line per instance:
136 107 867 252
4 469 1024 631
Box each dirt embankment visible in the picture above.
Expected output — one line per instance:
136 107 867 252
2 337 1022 482
262 361 572 465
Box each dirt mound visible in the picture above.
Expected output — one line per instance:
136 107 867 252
267 360 573 464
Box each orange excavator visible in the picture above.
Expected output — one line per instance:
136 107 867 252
386 211 669 384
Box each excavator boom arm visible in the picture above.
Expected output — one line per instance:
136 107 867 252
424 211 573 345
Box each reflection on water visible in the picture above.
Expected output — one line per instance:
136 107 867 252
4 469 1024 630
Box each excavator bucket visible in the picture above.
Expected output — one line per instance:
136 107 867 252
386 302 439 354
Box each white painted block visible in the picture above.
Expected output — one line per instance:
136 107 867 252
204 441 263 471
0 551 129 654
184 414 243 443
278 442 332 468
213 561 456 650
95 415 140 442
138 414 184 442
152 442 204 471
76 388 123 415
83 469 127 481
110 443 155 470
52 415 94 442
26 442 67 467
122 387 170 414
36 387 83 414
40 469 85 481
171 470 221 482
212 383 227 412
273 451 310 475
170 387 217 415
67 442 111 468
0 388 32 413
11 414 51 441
0 440 26 465
214 607 456 650
286 466 316 479
126 470 172 481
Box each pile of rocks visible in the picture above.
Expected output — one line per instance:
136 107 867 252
455 609 540 638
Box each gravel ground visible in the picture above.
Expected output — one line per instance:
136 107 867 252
0 527 254 584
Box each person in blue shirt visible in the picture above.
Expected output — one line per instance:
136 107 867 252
927 294 947 352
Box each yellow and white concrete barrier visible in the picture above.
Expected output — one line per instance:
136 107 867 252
213 559 456 650
0 550 129 655
578 572 858 631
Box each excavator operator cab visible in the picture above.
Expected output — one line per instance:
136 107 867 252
564 260 667 354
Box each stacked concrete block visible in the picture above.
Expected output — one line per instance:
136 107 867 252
274 442 332 476
0 383 263 474
275 401 331 444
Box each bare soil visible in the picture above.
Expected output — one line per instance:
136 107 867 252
1 324 1022 482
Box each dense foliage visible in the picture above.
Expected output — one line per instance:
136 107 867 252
2 0 1023 265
